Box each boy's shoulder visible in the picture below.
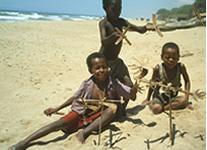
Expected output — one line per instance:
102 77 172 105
82 76 94 86
83 75 117 85
157 62 182 70
109 76 126 86
99 17 127 24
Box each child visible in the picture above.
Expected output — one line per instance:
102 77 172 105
99 0 150 115
142 42 191 114
9 52 140 150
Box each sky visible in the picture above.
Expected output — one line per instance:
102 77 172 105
0 0 195 19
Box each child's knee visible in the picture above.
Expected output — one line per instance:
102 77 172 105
174 98 188 108
105 103 117 114
152 104 163 114
109 103 118 114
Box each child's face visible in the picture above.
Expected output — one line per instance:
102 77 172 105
90 57 108 82
105 0 122 20
161 48 179 69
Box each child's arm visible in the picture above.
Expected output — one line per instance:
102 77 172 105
181 63 191 103
131 68 148 100
44 96 75 116
99 20 120 45
130 80 139 100
126 21 148 34
142 66 159 105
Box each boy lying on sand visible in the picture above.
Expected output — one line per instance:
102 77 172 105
9 52 146 150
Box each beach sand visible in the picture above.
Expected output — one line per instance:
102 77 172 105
0 20 206 150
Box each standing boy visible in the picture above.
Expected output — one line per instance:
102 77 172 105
99 0 150 115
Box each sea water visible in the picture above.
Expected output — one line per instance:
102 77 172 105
0 10 102 21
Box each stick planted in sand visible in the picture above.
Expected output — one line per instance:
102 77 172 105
165 83 173 142
98 89 106 145
103 131 123 147
115 25 132 45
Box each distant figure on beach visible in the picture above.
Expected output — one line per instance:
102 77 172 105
9 52 142 150
142 42 192 114
99 0 151 115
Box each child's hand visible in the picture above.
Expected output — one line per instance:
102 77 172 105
138 68 148 79
44 107 58 116
112 31 121 38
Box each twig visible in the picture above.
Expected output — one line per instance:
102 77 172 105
115 25 132 45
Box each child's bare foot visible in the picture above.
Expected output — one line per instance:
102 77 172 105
75 131 85 144
8 142 25 150
141 100 151 106
187 104 194 110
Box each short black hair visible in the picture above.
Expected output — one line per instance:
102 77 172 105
86 52 106 69
103 0 121 8
103 0 111 7
162 42 180 55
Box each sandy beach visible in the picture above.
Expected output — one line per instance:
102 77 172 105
0 20 206 150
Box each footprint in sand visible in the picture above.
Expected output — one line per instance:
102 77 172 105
19 119 32 126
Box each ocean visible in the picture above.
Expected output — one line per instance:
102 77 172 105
0 10 102 21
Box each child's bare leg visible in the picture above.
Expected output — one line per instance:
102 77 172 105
76 107 116 144
121 98 129 115
9 120 68 150
119 76 133 115
164 97 188 110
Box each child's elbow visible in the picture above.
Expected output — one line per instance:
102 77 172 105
131 95 137 101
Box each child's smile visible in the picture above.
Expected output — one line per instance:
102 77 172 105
162 48 179 69
90 58 109 82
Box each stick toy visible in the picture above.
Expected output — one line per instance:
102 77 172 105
146 14 163 37
115 25 132 45
165 83 173 141
139 79 205 100
192 3 206 26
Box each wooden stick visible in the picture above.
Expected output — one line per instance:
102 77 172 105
115 27 130 44
145 14 163 37
140 79 194 96
192 4 205 26
98 89 106 145
115 25 132 45
81 99 122 103
109 130 113 147
167 90 173 141
153 14 163 37
98 103 104 145
79 97 86 115
54 112 65 115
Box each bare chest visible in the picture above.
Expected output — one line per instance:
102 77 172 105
91 84 106 99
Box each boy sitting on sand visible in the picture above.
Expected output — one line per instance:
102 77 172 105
9 52 143 150
99 0 151 115
142 42 192 114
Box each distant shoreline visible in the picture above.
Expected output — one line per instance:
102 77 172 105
0 10 102 22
